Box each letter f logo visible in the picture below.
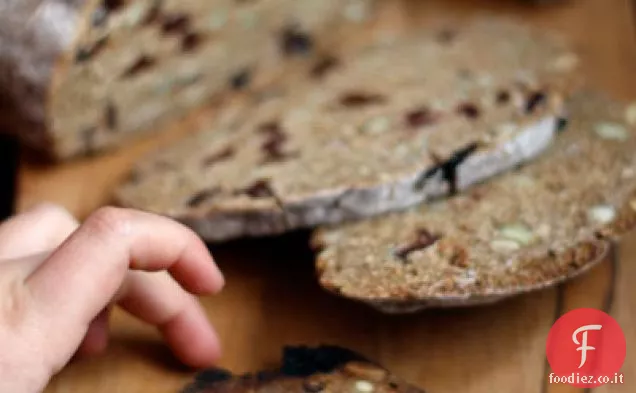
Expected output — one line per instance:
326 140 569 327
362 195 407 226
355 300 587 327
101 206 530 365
573 325 603 368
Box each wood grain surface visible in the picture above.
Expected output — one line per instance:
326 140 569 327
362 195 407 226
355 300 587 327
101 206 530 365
13 0 636 392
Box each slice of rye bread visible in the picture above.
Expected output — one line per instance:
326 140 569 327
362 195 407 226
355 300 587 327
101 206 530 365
114 16 580 243
311 92 636 314
0 0 379 160
180 345 425 393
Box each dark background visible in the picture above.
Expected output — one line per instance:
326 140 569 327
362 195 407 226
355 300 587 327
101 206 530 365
0 135 18 220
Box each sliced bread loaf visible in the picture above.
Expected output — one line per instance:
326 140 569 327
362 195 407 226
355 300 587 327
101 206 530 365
115 16 578 243
180 345 424 393
0 0 377 160
311 92 636 314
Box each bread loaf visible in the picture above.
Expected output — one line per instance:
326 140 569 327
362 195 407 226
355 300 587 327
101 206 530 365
0 0 377 160
114 16 578 243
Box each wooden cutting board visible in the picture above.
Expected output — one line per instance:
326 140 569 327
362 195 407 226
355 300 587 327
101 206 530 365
14 0 636 392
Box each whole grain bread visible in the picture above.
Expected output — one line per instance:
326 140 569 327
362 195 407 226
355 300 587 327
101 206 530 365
114 16 578 243
180 345 424 393
0 0 378 160
311 92 636 314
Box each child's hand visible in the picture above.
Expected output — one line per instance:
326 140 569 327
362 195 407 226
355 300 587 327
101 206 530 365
0 203 225 393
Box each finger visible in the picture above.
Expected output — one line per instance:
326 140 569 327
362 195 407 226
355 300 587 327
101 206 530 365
29 206 224 317
0 203 79 259
76 307 111 357
160 299 221 368
25 207 223 371
117 271 221 367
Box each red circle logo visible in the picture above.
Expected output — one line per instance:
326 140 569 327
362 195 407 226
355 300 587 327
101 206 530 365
546 308 626 387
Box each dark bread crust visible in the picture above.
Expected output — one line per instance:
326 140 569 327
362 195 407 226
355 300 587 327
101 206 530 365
280 345 372 376
180 345 422 393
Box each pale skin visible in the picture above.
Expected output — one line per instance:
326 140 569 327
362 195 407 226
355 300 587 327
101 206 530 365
0 203 225 393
